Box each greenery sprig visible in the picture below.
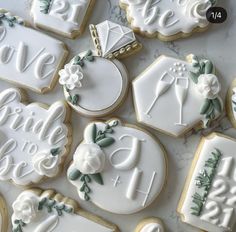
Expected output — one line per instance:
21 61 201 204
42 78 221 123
13 220 26 232
39 0 52 14
191 149 222 216
50 147 60 156
0 12 23 27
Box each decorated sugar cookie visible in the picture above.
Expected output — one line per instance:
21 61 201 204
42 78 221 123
0 194 8 232
178 133 236 232
90 20 142 59
59 50 128 117
132 54 223 137
120 0 217 41
0 88 71 186
67 119 167 214
31 0 95 38
226 79 236 128
134 218 165 232
0 9 68 93
12 188 119 232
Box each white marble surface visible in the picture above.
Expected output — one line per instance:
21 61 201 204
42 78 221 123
0 0 235 232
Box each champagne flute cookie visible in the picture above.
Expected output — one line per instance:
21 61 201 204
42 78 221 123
0 88 71 186
120 0 217 41
0 9 68 93
67 119 167 214
134 218 165 232
31 0 95 38
0 194 8 232
12 188 119 232
132 54 223 137
178 133 236 232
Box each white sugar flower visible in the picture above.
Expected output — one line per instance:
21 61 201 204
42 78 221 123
196 74 221 99
59 64 83 90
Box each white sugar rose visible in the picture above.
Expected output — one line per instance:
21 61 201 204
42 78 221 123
196 74 221 99
59 64 83 90
13 194 39 224
32 151 60 177
74 144 105 174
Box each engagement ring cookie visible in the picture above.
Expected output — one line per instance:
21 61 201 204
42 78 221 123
90 20 142 59
0 88 71 186
132 54 223 137
120 0 217 41
12 189 119 232
59 50 128 117
31 0 95 38
0 194 8 232
226 79 236 128
134 217 165 232
0 9 68 93
178 133 236 232
67 119 167 214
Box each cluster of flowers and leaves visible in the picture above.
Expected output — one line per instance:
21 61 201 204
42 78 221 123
39 0 52 14
191 149 222 216
68 120 119 201
59 50 94 106
189 55 222 127
0 11 24 27
13 193 73 232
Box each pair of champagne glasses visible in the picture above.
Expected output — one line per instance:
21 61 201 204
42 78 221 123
145 67 189 127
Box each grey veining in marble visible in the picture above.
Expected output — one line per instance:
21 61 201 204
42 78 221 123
0 0 235 232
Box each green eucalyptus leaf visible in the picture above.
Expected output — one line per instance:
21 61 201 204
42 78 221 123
212 98 222 112
204 61 214 74
200 99 211 115
205 103 214 116
86 55 94 62
92 124 97 143
72 94 79 105
84 193 90 201
90 173 104 185
69 169 81 181
85 50 92 56
189 71 199 84
96 137 115 147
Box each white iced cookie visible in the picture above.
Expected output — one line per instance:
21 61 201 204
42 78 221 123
0 194 8 232
132 54 223 137
67 119 167 214
120 0 216 41
31 0 95 38
12 189 119 232
0 88 71 186
59 50 128 117
226 80 236 128
134 218 165 232
90 20 142 59
0 9 68 93
178 133 236 232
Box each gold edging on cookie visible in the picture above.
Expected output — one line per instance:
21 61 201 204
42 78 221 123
226 78 236 128
177 132 235 230
0 194 8 232
134 217 165 232
119 1 211 41
89 23 142 59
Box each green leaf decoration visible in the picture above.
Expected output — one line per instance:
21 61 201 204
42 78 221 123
73 50 94 66
189 71 199 84
212 98 222 113
39 0 52 14
200 99 212 115
85 50 92 56
90 173 104 185
96 137 115 147
92 124 97 143
72 94 79 105
13 220 26 232
69 169 81 181
205 103 214 117
204 61 214 74
50 147 60 156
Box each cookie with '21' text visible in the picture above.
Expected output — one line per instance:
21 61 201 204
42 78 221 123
67 119 167 214
120 0 217 41
0 194 8 232
0 88 71 186
31 0 95 38
132 54 224 137
178 133 236 232
0 9 68 93
11 188 119 232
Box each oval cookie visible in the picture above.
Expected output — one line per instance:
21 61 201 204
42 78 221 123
132 54 223 137
59 50 128 117
67 119 167 214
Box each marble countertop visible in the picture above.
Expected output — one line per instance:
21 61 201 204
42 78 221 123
0 0 235 231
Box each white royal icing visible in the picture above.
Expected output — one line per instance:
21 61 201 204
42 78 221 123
95 20 136 57
67 119 166 214
0 88 69 185
132 55 223 137
59 50 128 117
179 133 236 232
120 0 213 37
31 0 92 38
140 222 164 232
0 10 67 93
12 190 116 232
